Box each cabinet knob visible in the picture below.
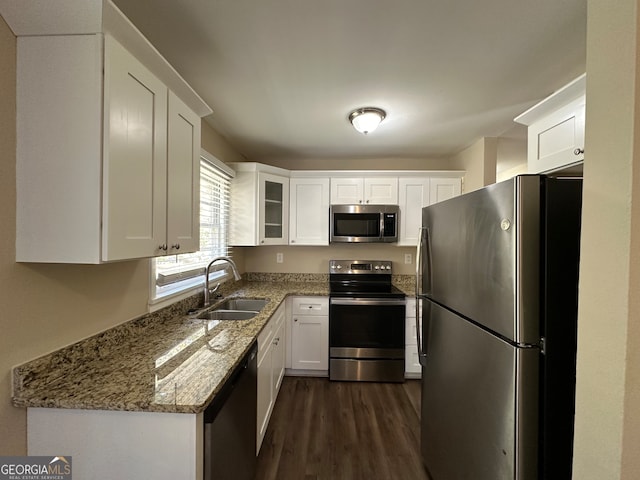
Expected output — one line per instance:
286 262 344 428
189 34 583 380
574 148 585 156
159 244 168 251
294 318 298 322
171 244 180 250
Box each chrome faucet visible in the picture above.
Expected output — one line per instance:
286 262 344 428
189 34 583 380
203 256 242 307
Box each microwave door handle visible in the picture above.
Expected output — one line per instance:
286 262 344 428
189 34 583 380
379 214 385 240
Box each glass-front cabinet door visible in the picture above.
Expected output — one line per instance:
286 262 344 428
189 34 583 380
258 172 289 244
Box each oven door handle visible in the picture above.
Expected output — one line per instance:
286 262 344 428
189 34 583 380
330 298 407 306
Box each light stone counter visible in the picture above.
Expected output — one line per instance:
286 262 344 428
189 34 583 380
12 278 329 414
12 273 414 415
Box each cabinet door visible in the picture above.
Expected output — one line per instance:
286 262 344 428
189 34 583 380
527 97 586 173
429 177 462 204
291 315 329 371
103 35 168 261
167 91 200 255
289 178 330 245
256 339 273 453
258 172 289 245
272 318 286 395
330 178 364 204
398 177 430 246
364 177 398 204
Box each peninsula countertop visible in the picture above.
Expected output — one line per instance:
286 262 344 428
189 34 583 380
12 275 414 415
12 280 330 414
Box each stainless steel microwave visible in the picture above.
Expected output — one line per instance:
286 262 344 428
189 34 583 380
330 204 399 243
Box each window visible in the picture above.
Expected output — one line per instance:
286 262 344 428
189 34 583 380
150 150 234 309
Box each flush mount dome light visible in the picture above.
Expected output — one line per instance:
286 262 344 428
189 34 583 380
348 107 386 134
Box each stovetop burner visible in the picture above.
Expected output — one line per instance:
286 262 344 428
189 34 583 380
329 260 406 298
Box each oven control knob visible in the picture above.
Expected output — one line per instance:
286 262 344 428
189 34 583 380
386 265 391 270
336 265 342 269
374 265 380 270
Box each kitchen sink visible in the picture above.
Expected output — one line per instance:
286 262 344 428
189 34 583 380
195 298 269 321
197 310 258 321
213 298 269 312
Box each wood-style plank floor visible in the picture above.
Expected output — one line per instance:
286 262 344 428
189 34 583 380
256 376 430 480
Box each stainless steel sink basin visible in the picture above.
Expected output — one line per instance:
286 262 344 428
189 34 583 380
197 310 258 321
195 298 269 321
214 298 269 312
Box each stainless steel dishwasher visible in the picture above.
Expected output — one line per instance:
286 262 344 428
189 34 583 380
204 341 257 480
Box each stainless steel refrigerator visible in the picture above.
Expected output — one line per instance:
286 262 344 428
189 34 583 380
416 175 582 480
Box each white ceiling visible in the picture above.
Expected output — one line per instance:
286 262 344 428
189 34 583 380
112 0 587 163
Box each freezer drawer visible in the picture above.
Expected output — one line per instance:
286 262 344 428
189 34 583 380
421 300 539 480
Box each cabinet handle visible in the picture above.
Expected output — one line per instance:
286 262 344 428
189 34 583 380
171 244 180 250
294 318 298 322
291 240 295 243
273 337 280 345
158 244 168 251
574 148 585 156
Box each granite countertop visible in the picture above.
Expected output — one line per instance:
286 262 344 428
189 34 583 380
12 274 414 415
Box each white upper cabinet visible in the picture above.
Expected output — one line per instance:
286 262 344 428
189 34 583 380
102 35 169 261
11 1 210 263
259 173 290 245
166 92 201 254
229 163 290 246
398 177 430 246
515 74 586 174
330 177 398 204
289 177 330 245
430 177 462 204
397 176 462 246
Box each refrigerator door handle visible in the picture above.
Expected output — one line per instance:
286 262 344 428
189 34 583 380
415 227 429 365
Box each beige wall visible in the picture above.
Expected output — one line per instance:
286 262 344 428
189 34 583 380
243 244 417 275
450 137 497 192
201 121 246 165
265 156 453 171
0 17 150 454
572 0 640 478
496 136 527 182
0 19 246 454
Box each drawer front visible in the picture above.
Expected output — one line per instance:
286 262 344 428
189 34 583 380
291 296 328 316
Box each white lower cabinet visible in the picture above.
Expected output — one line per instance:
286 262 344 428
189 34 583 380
256 301 286 453
405 298 422 377
289 297 329 372
27 408 202 480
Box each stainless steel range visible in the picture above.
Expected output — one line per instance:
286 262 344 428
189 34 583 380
329 259 406 382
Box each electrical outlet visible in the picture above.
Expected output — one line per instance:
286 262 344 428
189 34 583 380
276 252 284 264
404 253 412 264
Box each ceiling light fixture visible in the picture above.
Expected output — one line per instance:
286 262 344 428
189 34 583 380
348 107 386 135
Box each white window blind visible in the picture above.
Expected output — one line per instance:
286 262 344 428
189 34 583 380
151 152 234 305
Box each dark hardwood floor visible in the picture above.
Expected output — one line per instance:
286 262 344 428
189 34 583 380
256 376 430 480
